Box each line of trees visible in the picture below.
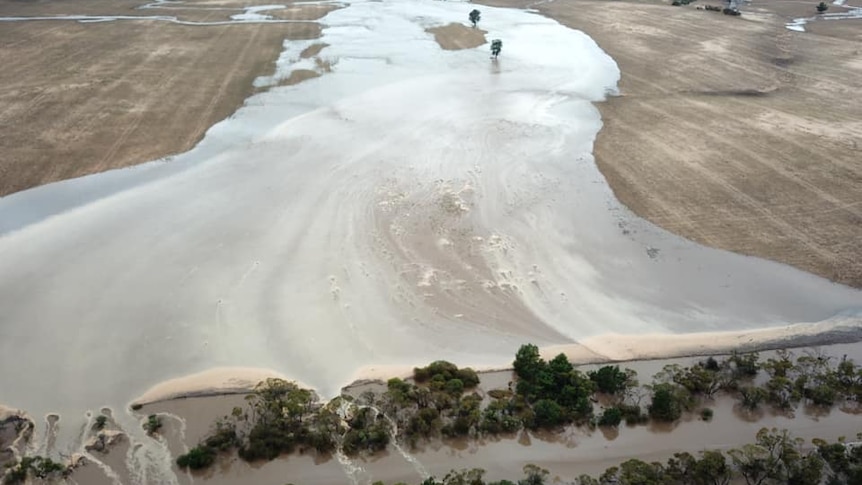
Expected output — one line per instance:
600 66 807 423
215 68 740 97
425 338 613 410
171 345 860 474
369 429 862 485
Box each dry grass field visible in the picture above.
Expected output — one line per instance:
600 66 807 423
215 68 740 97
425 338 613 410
0 0 333 196
1 0 860 289
481 0 862 288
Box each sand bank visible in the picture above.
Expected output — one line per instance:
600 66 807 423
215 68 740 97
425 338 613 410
132 367 297 405
554 314 862 363
0 0 860 469
126 342 862 485
128 318 862 406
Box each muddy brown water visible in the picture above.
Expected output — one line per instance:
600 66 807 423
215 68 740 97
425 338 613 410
97 343 862 485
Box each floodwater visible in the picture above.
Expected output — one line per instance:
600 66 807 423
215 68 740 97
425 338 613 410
114 344 862 485
0 0 861 474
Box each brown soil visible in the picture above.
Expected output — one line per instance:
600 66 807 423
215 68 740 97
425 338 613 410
479 0 862 288
0 0 334 196
280 69 321 86
300 42 329 58
426 22 487 50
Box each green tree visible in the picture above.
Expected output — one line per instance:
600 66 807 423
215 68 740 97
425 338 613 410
144 414 162 435
469 9 481 27
648 383 682 422
442 468 486 485
93 415 108 430
739 386 767 411
787 454 824 485
730 428 802 485
519 464 549 485
598 407 622 427
491 39 502 59
513 344 543 380
618 459 665 485
817 2 828 12
693 450 732 485
177 446 217 470
729 352 760 379
530 399 565 429
588 365 631 395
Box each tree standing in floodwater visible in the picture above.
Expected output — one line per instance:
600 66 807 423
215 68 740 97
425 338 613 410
469 9 481 27
491 39 502 59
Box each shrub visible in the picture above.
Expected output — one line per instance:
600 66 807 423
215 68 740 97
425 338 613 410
729 352 760 379
444 379 465 396
703 357 721 371
598 407 623 427
414 361 459 382
530 399 566 429
456 368 480 389
342 408 391 455
700 408 714 421
807 384 836 407
588 366 629 395
176 446 217 470
93 415 108 430
739 386 767 410
619 403 648 425
144 415 162 435
649 384 682 422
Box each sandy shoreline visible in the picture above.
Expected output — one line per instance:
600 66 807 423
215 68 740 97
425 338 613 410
126 340 862 485
0 1 861 483
130 317 862 406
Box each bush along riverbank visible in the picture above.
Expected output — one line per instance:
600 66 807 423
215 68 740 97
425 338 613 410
173 345 862 473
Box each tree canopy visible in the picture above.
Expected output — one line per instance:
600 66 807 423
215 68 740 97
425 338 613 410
469 9 481 27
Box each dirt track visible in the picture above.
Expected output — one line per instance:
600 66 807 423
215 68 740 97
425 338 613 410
0 0 331 196
479 0 862 288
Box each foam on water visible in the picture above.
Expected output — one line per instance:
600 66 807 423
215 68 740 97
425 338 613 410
0 0 860 448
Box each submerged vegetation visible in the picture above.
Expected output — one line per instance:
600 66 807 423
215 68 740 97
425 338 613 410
280 429 862 485
143 414 163 435
2 456 68 485
174 345 861 475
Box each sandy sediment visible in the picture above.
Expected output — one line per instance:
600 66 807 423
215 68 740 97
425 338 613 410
553 314 862 363
426 23 487 50
128 342 862 485
133 367 298 405
129 317 862 405
1 0 860 464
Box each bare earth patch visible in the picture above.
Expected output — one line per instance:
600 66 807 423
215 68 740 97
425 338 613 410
279 69 321 86
426 22 487 50
481 0 862 287
300 42 329 58
0 0 334 196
